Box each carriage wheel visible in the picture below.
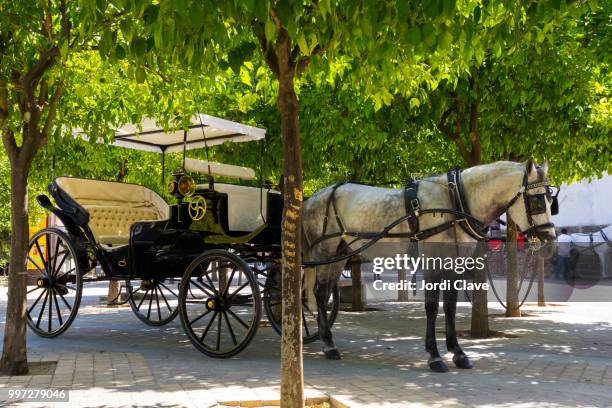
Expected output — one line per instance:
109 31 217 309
179 250 261 358
26 228 83 338
126 278 180 326
264 269 340 344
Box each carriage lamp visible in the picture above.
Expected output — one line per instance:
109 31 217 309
168 172 196 199
178 175 196 197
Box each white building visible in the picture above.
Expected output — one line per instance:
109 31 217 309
552 172 612 228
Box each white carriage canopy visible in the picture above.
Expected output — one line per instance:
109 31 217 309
71 113 270 234
88 113 266 153
73 113 265 182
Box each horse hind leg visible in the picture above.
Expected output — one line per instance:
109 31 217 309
315 264 342 360
443 283 473 369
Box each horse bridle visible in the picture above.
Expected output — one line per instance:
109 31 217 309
505 172 559 238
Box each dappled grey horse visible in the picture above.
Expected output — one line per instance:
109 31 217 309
302 160 557 372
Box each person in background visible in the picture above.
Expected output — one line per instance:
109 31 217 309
554 228 573 279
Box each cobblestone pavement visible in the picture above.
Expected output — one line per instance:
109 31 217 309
1 283 612 407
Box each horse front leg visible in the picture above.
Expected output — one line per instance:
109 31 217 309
443 282 473 369
424 282 448 372
315 277 341 360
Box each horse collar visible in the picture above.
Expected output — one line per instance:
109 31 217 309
446 168 489 241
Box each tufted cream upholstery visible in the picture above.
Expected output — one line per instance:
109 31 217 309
55 177 169 246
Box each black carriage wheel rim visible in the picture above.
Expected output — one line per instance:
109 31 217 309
26 229 82 337
179 251 261 358
263 272 339 342
127 278 180 326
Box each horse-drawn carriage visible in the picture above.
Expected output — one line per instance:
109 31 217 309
26 114 338 358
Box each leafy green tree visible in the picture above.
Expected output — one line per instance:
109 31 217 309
0 1 123 374
109 1 562 404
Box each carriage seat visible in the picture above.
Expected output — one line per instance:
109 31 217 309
55 177 169 246
195 183 280 232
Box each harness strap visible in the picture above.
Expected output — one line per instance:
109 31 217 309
322 182 346 238
446 169 489 241
404 178 420 235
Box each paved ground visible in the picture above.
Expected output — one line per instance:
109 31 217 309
1 283 612 407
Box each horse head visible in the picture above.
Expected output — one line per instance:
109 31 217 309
507 159 558 243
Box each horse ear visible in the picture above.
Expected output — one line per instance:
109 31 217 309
541 160 549 174
524 158 536 175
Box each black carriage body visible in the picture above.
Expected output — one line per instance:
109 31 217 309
44 177 282 281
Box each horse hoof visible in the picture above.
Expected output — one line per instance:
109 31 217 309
453 354 473 369
324 348 341 360
428 357 449 373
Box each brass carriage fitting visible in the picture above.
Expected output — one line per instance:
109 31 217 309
168 170 195 199
178 175 196 197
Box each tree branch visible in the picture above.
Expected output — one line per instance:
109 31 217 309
0 81 8 122
41 79 64 144
256 25 279 77
42 0 53 41
59 0 70 40
1 128 18 159
21 47 59 95
436 107 455 137
295 44 323 76
437 102 472 164
469 100 481 164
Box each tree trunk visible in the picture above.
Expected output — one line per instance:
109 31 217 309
351 256 364 311
276 37 304 408
505 220 521 317
107 281 121 306
470 242 490 337
397 269 409 302
107 160 128 306
537 257 545 307
0 167 30 375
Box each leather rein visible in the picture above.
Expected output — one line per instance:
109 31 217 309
303 168 551 267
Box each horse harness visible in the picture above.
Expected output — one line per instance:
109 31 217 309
303 167 558 267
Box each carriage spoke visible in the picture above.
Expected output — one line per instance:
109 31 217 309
52 288 64 326
136 288 150 310
57 291 73 311
228 281 250 300
147 287 154 320
189 278 215 298
154 286 162 321
189 309 212 326
55 282 76 291
51 237 61 277
52 249 70 278
201 265 220 296
158 281 179 298
35 240 49 272
48 288 53 332
28 288 48 315
222 268 238 298
200 311 218 343
227 308 249 329
157 284 173 313
36 290 49 328
223 311 238 346
27 286 41 294
27 256 46 275
216 313 222 350
54 268 76 280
